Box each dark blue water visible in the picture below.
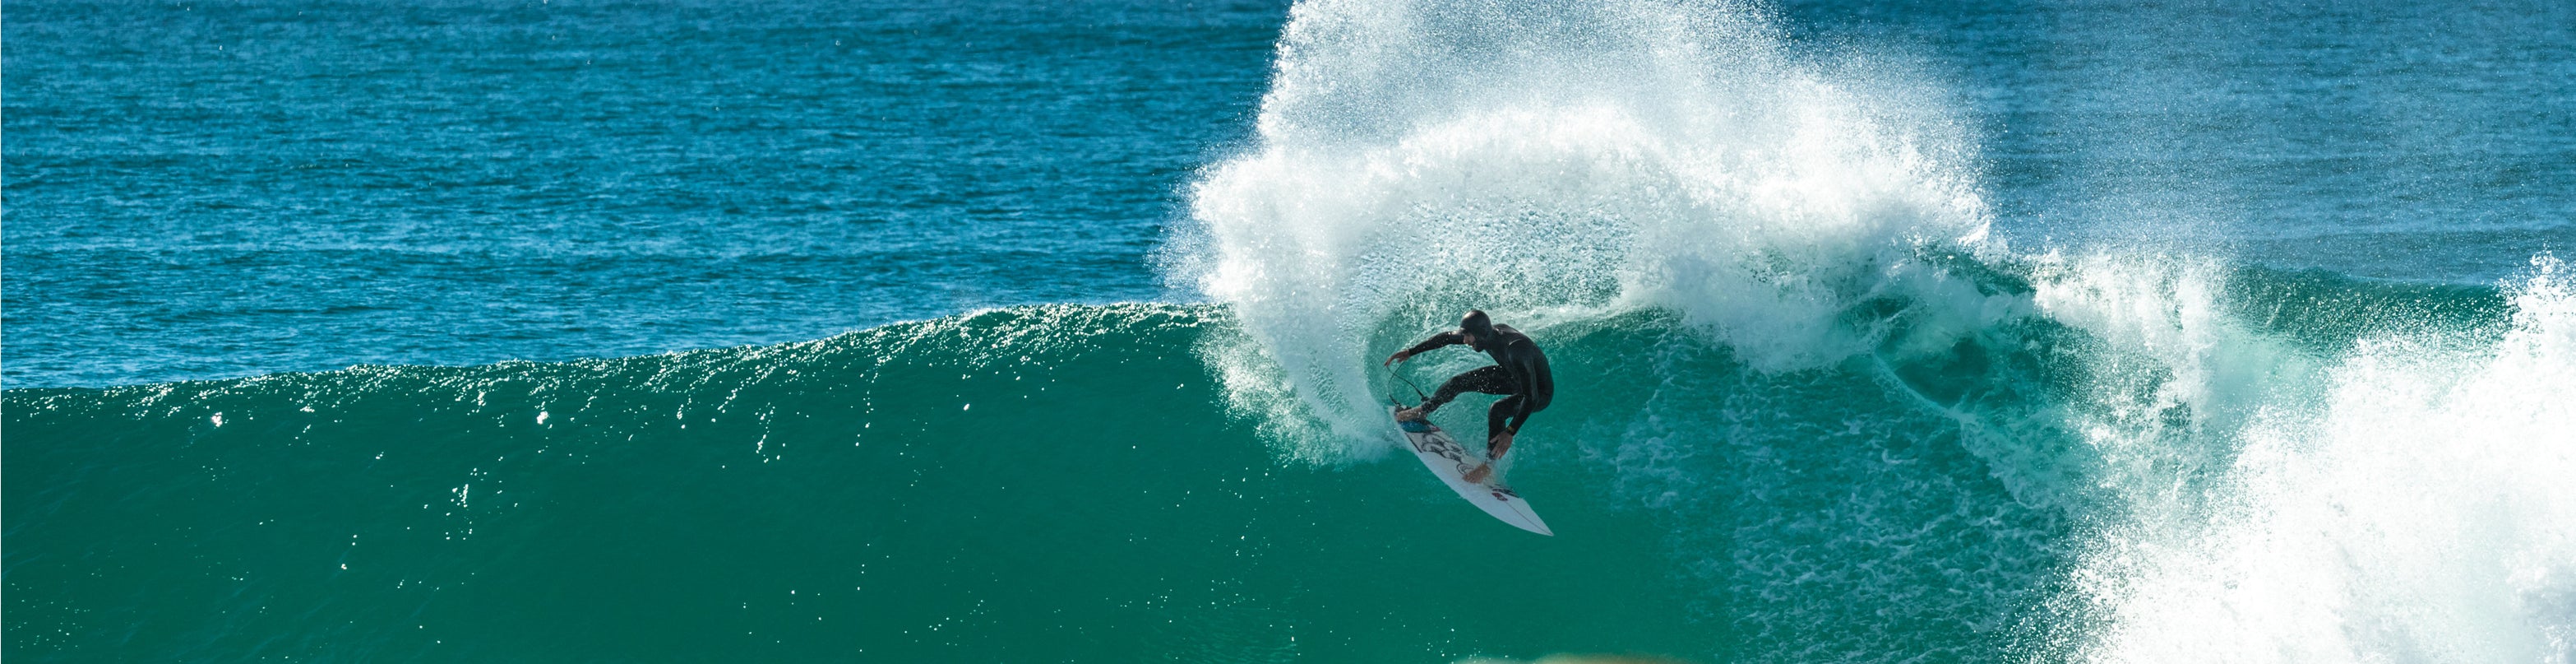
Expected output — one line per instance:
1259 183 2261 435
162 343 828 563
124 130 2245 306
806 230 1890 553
10 0 2572 388
1790 0 2576 272
6 0 1282 386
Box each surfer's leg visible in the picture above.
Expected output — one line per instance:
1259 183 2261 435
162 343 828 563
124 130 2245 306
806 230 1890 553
1420 365 1514 415
1485 395 1524 457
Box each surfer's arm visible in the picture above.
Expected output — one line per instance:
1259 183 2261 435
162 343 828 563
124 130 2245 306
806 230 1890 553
1386 331 1466 364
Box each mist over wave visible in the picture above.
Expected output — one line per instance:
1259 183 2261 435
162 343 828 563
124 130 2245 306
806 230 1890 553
1172 0 2576 660
1173 0 1991 457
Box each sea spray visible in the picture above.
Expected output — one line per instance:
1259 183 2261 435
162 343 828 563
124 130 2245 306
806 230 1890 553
1177 0 2119 659
1177 2 2576 660
2065 255 2576 663
1177 0 1991 459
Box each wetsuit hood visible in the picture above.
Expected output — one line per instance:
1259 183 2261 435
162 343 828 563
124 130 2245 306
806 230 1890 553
1459 310 1496 351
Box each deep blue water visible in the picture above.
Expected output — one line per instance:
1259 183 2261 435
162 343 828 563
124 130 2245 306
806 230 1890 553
9 0 2573 388
6 0 1283 386
1793 0 2576 272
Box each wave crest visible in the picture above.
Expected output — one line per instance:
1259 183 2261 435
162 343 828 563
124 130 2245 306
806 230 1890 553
1176 0 1988 455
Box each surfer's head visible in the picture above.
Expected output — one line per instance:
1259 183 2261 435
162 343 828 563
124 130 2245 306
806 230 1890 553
1459 309 1496 349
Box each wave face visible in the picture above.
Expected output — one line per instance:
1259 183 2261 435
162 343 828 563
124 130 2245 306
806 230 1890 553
11 262 2571 662
8 301 2022 662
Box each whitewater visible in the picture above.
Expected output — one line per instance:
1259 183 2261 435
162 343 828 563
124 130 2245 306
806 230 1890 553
7 0 2574 662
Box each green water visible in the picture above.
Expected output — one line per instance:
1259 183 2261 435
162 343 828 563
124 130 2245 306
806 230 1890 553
5 306 1725 661
14 257 2573 661
8 280 2096 661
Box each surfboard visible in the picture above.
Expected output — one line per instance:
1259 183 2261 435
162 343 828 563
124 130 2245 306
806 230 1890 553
1390 406 1552 536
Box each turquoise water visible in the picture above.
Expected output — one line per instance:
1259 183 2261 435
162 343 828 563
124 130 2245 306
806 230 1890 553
7 0 2576 662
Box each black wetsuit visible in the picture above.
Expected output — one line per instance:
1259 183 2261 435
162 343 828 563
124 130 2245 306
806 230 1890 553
1402 324 1553 448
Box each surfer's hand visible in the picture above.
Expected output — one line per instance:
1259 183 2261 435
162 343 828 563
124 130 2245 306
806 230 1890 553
1487 430 1515 459
1382 351 1410 366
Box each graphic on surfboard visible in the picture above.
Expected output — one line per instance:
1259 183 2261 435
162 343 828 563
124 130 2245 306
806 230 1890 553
1390 406 1552 536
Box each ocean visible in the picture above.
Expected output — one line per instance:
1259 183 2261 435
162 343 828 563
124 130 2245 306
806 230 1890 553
5 0 2573 662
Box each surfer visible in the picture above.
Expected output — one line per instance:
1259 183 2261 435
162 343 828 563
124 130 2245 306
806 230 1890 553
1384 310 1553 484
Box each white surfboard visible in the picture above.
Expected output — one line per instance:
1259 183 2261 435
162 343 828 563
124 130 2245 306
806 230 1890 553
1390 406 1552 536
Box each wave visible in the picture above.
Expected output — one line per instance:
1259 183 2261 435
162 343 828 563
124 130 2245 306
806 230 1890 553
10 0 2574 660
11 258 2569 662
1165 0 2576 658
1171 0 1986 461
2050 255 2576 663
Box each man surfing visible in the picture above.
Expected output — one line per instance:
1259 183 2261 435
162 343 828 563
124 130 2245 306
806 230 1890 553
1384 309 1553 484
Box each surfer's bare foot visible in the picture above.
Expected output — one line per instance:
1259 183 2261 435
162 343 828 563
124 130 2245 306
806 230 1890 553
1462 463 1492 484
1394 407 1427 422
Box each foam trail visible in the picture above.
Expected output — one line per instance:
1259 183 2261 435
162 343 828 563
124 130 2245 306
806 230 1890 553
1176 0 1986 458
2066 254 2576 663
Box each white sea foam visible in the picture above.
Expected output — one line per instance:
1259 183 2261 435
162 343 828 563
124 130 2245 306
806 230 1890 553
1176 0 1987 458
2065 254 2576 663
